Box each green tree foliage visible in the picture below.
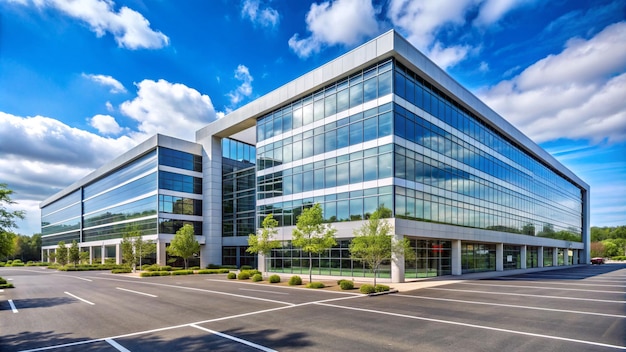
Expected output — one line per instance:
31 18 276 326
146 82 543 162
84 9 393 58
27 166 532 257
121 226 156 272
292 203 337 283
69 240 80 268
590 226 626 258
247 214 281 275
591 226 626 241
349 206 414 286
167 224 200 269
0 184 25 259
56 241 68 266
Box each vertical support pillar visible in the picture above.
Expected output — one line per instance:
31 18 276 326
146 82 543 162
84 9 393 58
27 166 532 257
496 243 504 271
451 240 462 276
156 240 167 266
553 248 559 267
391 234 405 283
89 246 94 265
199 135 223 268
520 245 527 269
115 243 122 265
258 254 266 274
101 244 106 264
564 248 570 266
573 250 579 265
538 246 544 268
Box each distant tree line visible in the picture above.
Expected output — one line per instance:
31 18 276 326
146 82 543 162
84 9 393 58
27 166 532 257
590 226 626 258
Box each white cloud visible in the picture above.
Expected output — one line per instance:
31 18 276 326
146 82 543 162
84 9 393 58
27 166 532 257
90 114 123 134
105 101 114 112
478 21 626 143
120 79 219 141
227 65 254 106
82 73 127 93
387 0 529 69
289 0 380 58
22 0 169 49
241 0 280 28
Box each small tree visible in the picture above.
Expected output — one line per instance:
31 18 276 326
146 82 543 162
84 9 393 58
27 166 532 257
167 224 200 269
350 205 414 286
0 184 25 260
68 240 80 268
247 214 281 275
79 250 90 264
292 203 337 283
48 251 57 264
121 227 156 272
56 241 68 266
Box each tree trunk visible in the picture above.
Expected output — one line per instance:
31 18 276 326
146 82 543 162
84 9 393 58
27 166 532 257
373 266 377 287
184 258 188 270
309 253 313 283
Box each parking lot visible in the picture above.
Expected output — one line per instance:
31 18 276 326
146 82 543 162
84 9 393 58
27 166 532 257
1 264 625 351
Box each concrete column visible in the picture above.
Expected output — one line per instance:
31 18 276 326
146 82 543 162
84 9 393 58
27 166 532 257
391 234 405 283
258 254 266 274
520 245 527 269
538 246 544 268
115 243 122 265
564 249 570 266
496 243 504 272
101 244 106 264
156 240 167 266
451 240 462 275
89 246 94 265
573 250 579 265
199 135 223 268
553 247 559 267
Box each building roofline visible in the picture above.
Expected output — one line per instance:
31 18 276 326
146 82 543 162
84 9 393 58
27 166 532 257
196 29 588 191
40 134 201 208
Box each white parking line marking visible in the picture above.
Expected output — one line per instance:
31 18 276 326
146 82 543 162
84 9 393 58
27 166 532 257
316 302 626 350
54 274 92 282
190 324 278 352
490 277 625 287
426 287 626 303
396 294 626 319
238 288 289 295
460 282 625 294
8 299 18 313
64 292 95 305
116 287 157 297
105 339 131 352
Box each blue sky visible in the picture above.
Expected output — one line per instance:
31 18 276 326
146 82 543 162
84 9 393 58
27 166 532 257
1 0 625 236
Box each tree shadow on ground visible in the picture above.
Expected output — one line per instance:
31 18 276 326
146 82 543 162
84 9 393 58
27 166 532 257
0 331 81 352
7 296 77 310
486 263 626 281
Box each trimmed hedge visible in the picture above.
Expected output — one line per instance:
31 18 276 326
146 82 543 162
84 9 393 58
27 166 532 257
268 274 281 283
360 284 376 294
237 271 251 280
144 264 173 272
111 268 132 274
339 280 354 290
240 265 254 270
306 282 325 289
172 270 194 275
288 275 302 286
197 269 231 274
375 284 390 292
140 271 171 277
227 272 237 279
252 273 263 282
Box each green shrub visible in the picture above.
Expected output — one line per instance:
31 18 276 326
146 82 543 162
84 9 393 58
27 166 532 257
268 274 281 283
240 265 254 270
221 265 237 269
375 284 390 292
6 260 13 265
140 271 172 277
339 280 354 290
238 271 251 280
189 266 200 271
227 272 237 279
0 278 6 284
206 263 220 269
252 273 263 282
0 283 14 289
0 262 5 267
288 275 302 286
360 284 376 294
197 269 231 274
612 256 626 261
306 282 325 289
144 265 172 272
172 270 194 275
112 268 132 274
10 262 25 267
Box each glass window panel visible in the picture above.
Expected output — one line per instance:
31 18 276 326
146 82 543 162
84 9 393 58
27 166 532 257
378 153 392 179
378 112 392 137
303 137 313 158
337 126 349 149
363 77 377 102
363 156 377 181
378 70 392 96
303 103 313 126
293 108 303 129
363 117 377 142
337 88 349 113
350 83 363 107
350 198 363 220
350 159 363 184
325 165 337 188
349 121 363 145
314 99 324 121
337 162 349 186
325 95 336 117
325 129 337 152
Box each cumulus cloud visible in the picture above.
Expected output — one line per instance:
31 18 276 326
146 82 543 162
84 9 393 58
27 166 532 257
20 0 169 49
82 73 127 93
387 0 528 69
241 0 280 28
227 65 254 106
90 114 123 134
478 22 626 143
120 79 219 141
289 0 380 58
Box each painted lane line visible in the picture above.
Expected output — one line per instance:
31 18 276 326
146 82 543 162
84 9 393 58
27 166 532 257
54 274 92 282
238 288 289 295
316 302 626 350
459 282 625 294
93 276 297 306
206 278 361 296
426 287 626 304
487 277 625 288
116 287 157 298
105 339 131 352
64 292 95 305
8 299 18 313
190 324 278 352
396 294 626 319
